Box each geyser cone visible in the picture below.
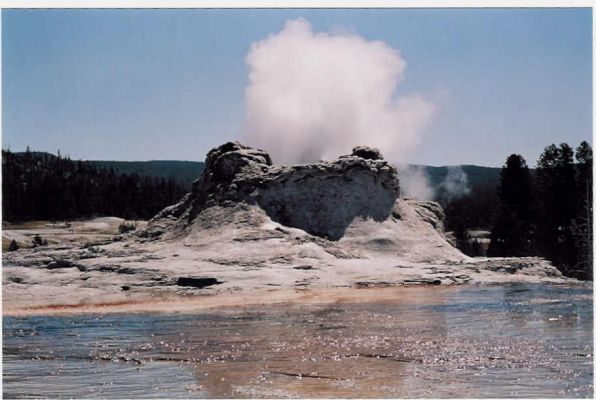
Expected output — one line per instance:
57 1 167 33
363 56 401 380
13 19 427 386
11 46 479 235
145 142 400 240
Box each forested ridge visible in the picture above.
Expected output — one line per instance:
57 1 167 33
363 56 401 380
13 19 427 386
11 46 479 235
88 159 204 186
2 149 188 222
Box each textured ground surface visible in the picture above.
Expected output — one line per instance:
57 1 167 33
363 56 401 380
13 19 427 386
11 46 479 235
2 199 568 316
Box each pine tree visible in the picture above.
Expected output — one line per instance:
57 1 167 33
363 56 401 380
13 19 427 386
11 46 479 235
489 154 534 256
571 141 593 279
535 143 578 274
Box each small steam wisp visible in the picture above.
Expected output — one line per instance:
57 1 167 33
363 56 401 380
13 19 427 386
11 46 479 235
439 166 470 202
399 165 435 201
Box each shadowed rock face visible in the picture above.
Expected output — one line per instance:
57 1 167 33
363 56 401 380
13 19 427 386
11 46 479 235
150 142 400 240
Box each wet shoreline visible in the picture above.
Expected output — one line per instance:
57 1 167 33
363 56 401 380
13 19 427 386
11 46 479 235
3 284 466 317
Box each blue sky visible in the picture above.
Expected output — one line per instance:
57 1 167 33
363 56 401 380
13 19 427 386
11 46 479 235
2 8 592 167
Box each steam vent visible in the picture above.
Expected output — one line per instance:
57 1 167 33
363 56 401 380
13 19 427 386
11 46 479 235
146 142 400 240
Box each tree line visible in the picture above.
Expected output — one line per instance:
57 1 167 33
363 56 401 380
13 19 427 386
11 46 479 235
445 141 592 280
2 148 188 222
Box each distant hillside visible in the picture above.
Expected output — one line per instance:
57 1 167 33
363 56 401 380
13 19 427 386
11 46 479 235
92 161 501 192
89 160 205 189
419 164 501 189
14 152 500 193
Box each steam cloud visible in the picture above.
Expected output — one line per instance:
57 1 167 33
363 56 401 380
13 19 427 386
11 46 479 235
439 166 470 201
242 18 468 202
399 165 470 202
399 165 434 201
242 18 434 164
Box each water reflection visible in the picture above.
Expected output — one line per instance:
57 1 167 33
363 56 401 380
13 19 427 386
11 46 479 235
3 284 593 398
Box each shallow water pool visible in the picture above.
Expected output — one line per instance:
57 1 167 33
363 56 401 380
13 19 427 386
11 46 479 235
3 284 593 398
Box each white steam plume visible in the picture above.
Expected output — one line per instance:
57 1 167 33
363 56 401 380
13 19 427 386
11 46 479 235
242 18 434 164
398 165 434 201
440 166 470 202
399 164 470 202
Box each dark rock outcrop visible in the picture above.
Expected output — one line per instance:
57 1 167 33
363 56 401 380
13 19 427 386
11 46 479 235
350 146 383 160
147 142 400 240
176 277 222 288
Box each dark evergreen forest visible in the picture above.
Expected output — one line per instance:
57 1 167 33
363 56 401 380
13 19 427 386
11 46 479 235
2 149 188 222
445 141 593 280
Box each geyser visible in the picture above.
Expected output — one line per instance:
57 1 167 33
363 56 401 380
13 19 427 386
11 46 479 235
242 18 434 164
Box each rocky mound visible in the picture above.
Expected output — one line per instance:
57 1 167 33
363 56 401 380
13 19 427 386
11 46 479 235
138 141 472 266
145 142 400 241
